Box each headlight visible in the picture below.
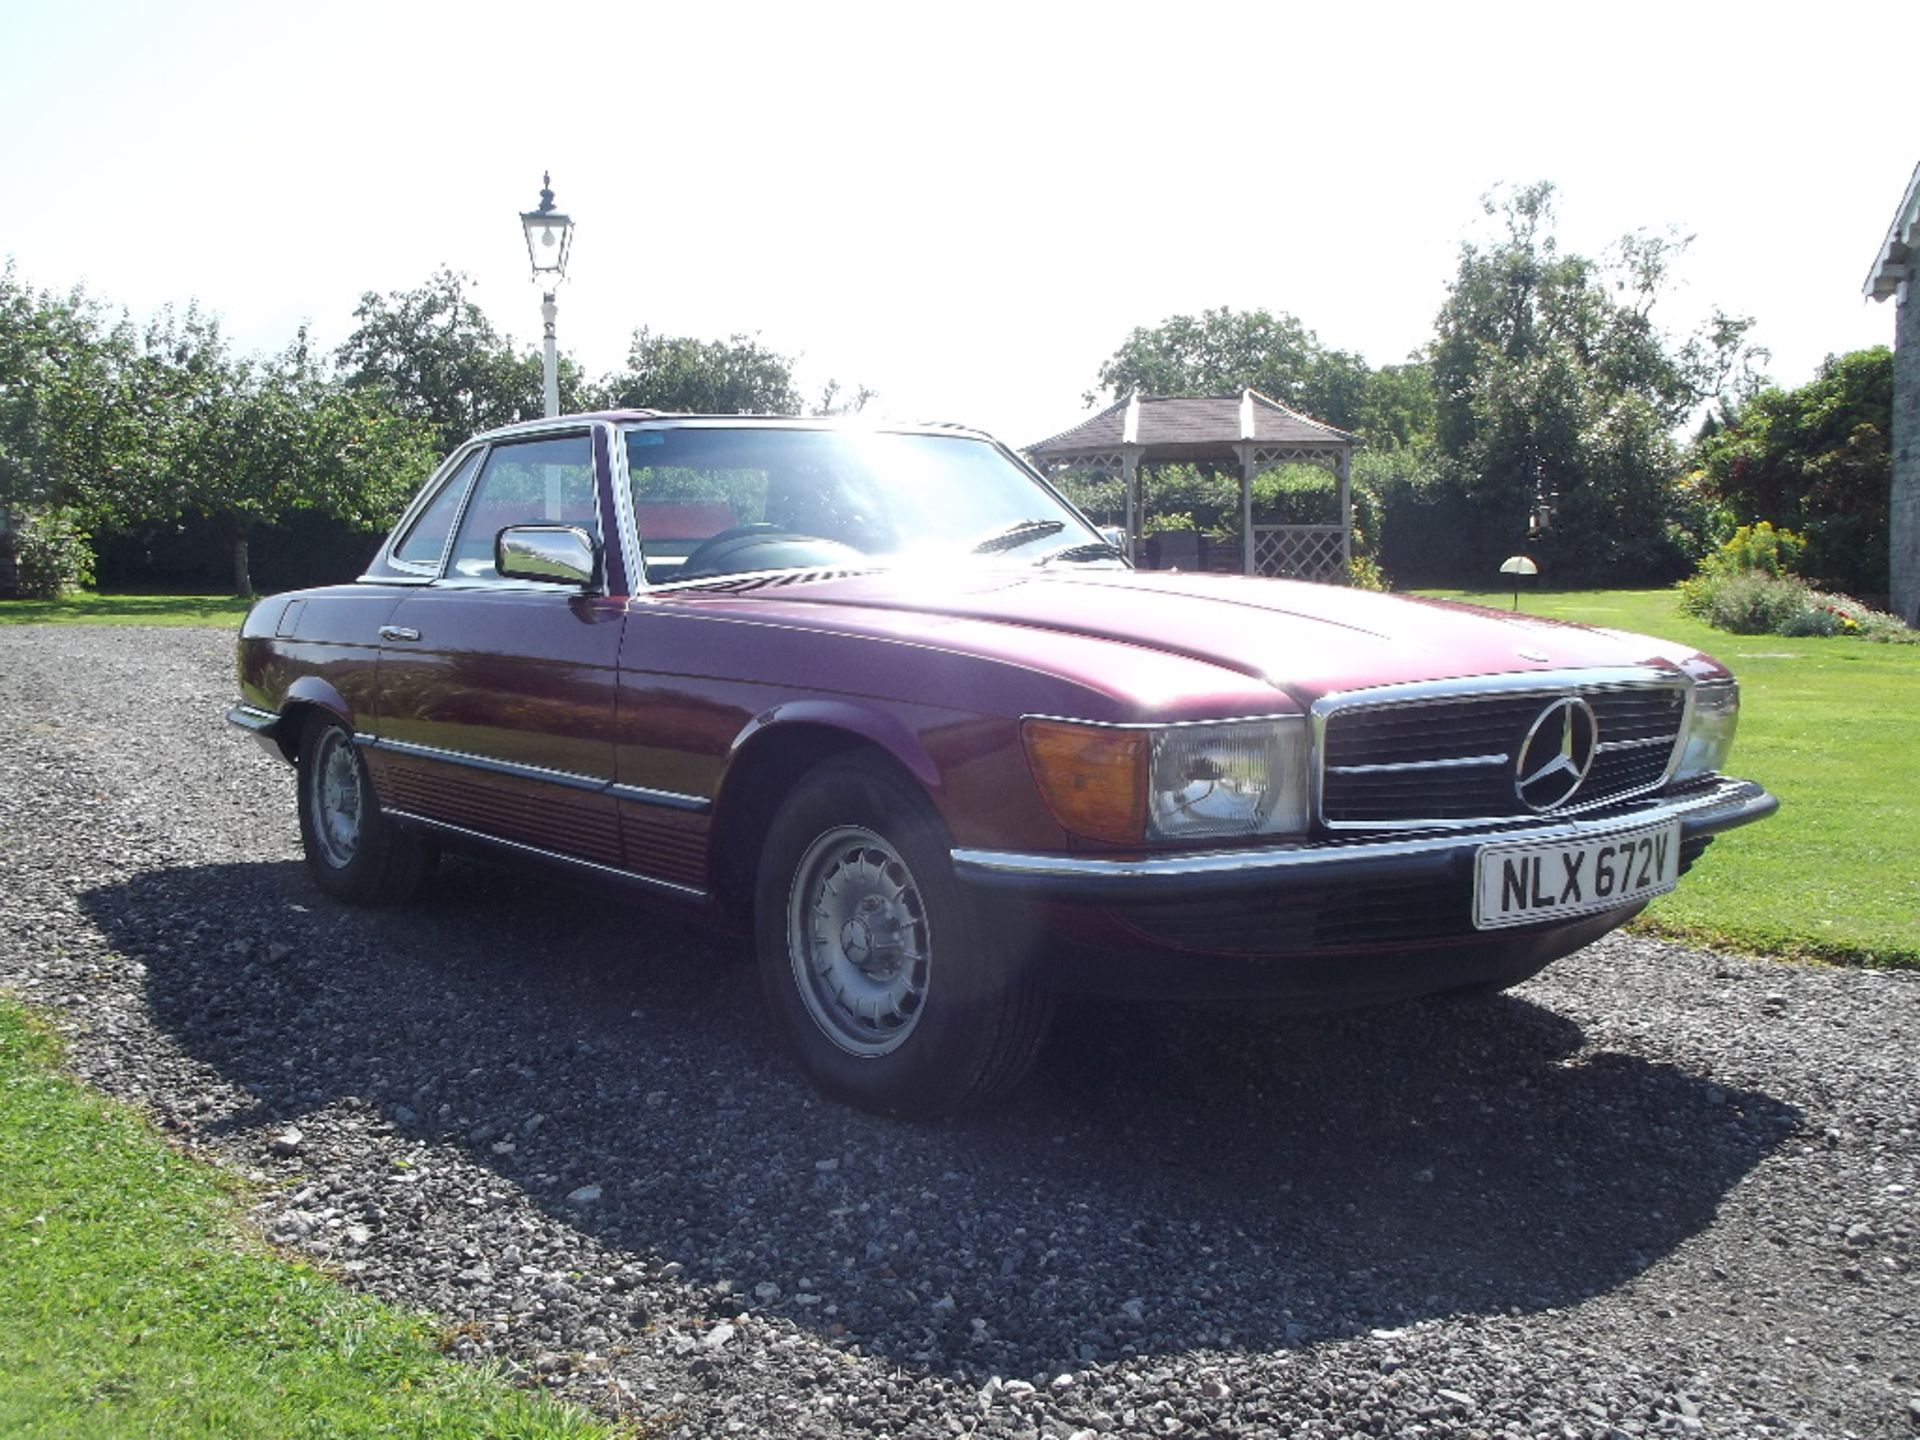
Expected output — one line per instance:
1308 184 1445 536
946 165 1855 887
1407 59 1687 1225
1022 716 1310 844
1673 679 1739 782
1147 721 1310 839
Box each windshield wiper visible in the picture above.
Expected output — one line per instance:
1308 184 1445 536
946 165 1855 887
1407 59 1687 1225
1037 539 1126 566
969 518 1065 555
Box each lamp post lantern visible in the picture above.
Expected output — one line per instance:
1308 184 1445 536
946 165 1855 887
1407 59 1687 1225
519 172 575 418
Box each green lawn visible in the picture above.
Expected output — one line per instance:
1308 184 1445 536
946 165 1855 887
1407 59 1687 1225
1428 588 1919 968
0 592 254 625
0 1002 614 1440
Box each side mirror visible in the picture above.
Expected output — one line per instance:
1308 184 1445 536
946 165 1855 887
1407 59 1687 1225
496 524 599 588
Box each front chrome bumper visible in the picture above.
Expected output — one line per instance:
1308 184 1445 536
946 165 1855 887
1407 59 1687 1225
226 703 280 735
226 702 291 762
951 776 1776 901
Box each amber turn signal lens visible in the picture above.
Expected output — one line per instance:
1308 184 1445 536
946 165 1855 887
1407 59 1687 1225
1021 719 1148 844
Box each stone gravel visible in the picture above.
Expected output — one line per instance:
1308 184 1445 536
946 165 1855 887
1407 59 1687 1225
0 623 1914 1439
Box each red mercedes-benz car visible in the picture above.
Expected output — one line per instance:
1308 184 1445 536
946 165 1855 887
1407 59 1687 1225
230 413 1775 1114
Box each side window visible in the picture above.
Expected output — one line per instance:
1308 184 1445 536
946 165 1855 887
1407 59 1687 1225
392 450 483 569
447 433 598 581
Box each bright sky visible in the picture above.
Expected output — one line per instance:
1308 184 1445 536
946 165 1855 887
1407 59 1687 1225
2 0 1911 449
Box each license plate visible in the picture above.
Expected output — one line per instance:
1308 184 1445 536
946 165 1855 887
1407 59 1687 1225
1473 819 1681 930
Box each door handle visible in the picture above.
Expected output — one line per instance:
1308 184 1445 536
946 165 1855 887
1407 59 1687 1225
379 625 421 642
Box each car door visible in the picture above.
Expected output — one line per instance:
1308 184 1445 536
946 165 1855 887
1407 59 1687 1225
366 427 628 867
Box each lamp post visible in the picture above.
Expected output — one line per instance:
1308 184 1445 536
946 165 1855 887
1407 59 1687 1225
519 172 575 418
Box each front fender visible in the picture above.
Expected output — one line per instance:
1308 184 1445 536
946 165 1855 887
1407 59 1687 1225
717 695 1062 854
728 698 944 794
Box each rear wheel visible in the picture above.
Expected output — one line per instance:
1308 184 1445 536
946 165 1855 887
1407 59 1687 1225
754 758 1051 1116
296 714 436 905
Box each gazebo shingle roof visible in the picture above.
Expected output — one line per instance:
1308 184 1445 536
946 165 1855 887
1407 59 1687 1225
1024 389 1356 580
1028 390 1354 457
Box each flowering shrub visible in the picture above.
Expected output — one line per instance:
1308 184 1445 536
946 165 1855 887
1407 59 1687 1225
1700 521 1806 579
1677 520 1912 642
1822 603 1861 636
1812 594 1916 643
1683 572 1817 634
1680 569 1915 644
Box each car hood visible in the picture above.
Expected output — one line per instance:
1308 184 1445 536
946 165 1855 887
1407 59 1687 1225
663 566 1708 705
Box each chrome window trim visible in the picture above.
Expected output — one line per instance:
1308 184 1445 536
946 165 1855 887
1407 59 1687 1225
607 420 646 594
435 427 603 588
365 736 712 814
1309 666 1693 833
380 443 489 579
620 415 997 440
419 576 604 596
383 808 708 903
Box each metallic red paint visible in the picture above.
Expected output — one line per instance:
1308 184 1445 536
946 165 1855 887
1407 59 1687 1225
230 413 1774 1012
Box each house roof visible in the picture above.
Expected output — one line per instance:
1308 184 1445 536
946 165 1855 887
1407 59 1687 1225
1028 389 1354 459
1864 160 1920 302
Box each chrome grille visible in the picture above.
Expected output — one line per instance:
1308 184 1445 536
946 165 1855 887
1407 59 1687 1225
1318 678 1688 829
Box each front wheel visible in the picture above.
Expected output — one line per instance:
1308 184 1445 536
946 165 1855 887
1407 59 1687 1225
754 758 1051 1116
296 714 437 906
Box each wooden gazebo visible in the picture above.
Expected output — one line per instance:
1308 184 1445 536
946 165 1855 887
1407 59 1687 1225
1027 389 1356 580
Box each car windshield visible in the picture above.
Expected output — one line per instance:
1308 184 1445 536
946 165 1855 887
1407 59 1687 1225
623 425 1112 584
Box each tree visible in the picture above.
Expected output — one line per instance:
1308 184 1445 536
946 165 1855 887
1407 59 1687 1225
1428 182 1761 583
337 268 577 448
1086 306 1431 445
0 265 167 591
1348 359 1436 452
116 314 435 595
1690 347 1893 597
812 377 877 417
179 336 437 595
0 263 149 519
600 328 805 414
4 264 442 595
1090 307 1317 406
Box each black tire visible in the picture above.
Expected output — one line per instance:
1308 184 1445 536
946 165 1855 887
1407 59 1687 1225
295 713 437 906
754 757 1052 1116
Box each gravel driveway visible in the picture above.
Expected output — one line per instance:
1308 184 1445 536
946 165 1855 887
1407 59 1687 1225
1 624 1913 1439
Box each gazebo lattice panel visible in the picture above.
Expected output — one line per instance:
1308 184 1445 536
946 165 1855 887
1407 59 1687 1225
1248 446 1343 476
1038 452 1129 479
1254 524 1346 581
